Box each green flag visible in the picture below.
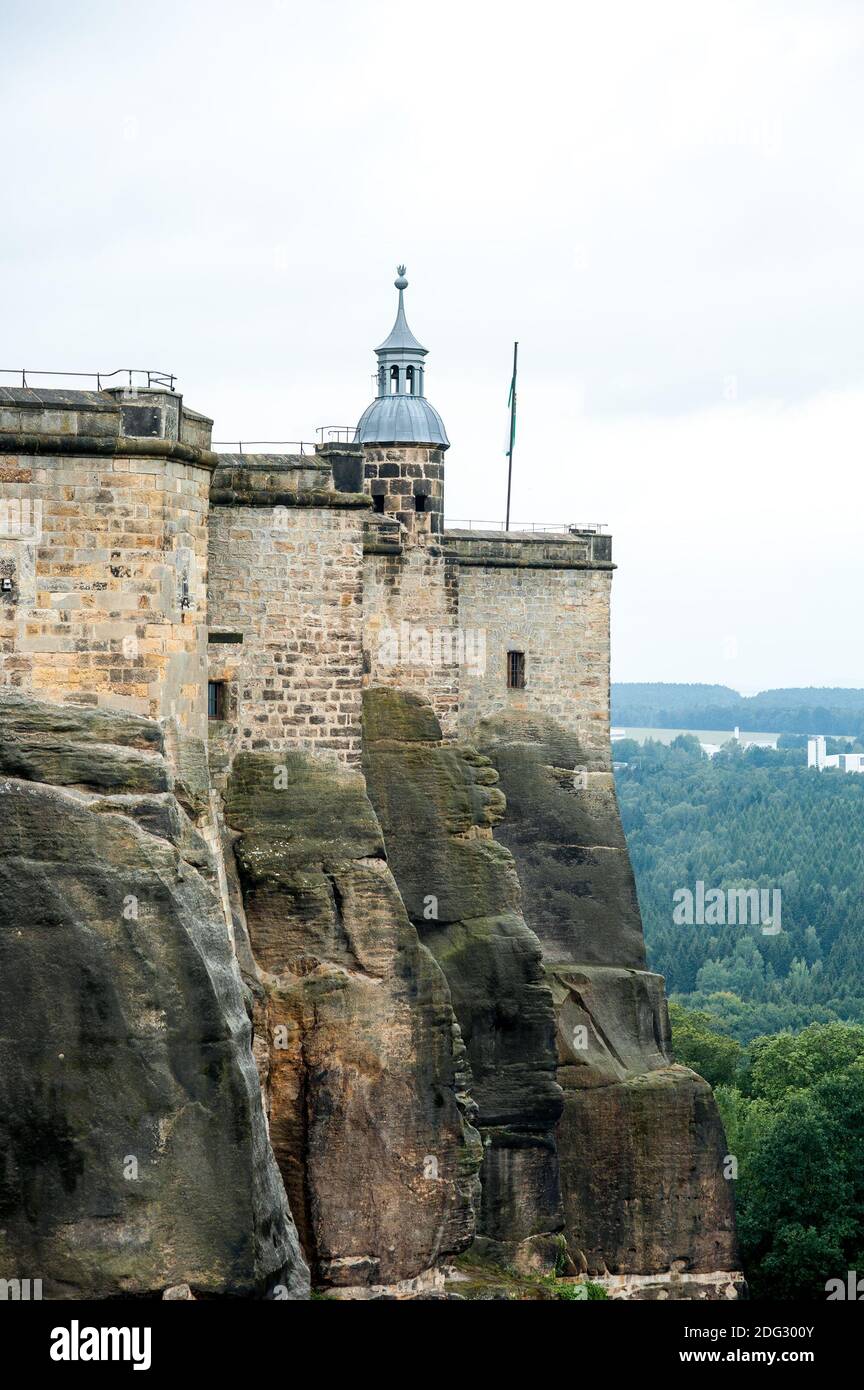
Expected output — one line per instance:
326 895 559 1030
505 342 518 530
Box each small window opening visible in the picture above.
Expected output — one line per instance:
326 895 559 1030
406 365 415 395
507 651 526 690
390 365 399 394
373 493 386 514
415 492 427 513
208 680 227 720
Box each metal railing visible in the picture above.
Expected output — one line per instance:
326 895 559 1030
212 427 358 455
444 519 606 534
0 367 177 392
316 425 357 444
211 440 317 455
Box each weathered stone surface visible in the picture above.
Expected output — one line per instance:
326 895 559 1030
162 717 212 820
224 750 481 1290
426 916 562 1130
551 964 672 1086
470 710 741 1294
455 555 612 768
0 735 171 795
363 688 564 1260
162 1283 195 1300
470 711 644 967
558 1067 740 1280
0 439 212 732
363 546 462 739
0 691 163 751
592 1269 746 1300
0 694 308 1299
207 500 365 765
359 687 443 746
87 792 214 872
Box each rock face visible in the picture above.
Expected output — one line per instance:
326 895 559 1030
362 689 564 1265
469 710 741 1295
0 693 308 1299
0 684 740 1299
223 749 481 1291
557 1064 739 1280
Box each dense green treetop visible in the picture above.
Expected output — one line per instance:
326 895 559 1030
614 737 864 1040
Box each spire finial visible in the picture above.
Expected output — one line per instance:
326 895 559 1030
395 265 408 289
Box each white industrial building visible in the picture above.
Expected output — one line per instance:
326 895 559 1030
808 735 864 773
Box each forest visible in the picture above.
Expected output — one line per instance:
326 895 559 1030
614 735 864 1297
670 1008 864 1299
615 734 864 1040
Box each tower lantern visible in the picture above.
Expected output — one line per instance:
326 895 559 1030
355 267 449 449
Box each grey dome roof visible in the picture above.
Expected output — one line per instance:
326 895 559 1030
355 394 449 448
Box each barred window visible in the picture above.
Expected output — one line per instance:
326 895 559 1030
507 651 526 689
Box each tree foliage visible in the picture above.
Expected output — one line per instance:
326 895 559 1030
668 1001 741 1086
670 1010 864 1299
614 737 864 1040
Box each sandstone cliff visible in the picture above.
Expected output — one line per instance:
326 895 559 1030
0 693 308 1299
0 688 741 1299
362 688 565 1271
221 748 482 1295
470 709 742 1298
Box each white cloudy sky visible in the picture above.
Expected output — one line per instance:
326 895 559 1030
3 0 863 692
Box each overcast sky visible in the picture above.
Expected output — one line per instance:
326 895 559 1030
3 0 863 693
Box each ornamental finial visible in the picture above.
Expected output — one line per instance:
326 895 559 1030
395 265 408 289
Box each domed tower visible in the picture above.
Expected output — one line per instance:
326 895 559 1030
355 267 449 537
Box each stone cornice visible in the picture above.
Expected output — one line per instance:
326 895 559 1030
0 432 218 469
442 529 614 571
209 485 370 509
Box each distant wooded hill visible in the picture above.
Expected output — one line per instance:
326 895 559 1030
614 735 864 1042
612 684 864 736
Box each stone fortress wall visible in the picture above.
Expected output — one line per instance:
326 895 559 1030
0 386 214 736
362 540 462 739
206 455 367 768
0 396 616 775
448 529 613 768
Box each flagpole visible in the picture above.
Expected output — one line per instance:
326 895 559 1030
505 341 518 532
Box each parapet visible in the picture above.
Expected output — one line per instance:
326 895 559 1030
0 385 214 463
443 526 613 569
210 454 369 511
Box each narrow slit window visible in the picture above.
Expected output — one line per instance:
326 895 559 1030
507 651 525 690
373 493 386 514
208 680 227 720
415 493 427 512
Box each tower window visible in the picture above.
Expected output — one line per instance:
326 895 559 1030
415 492 427 512
390 365 399 394
507 651 525 690
208 680 227 720
406 365 415 395
373 493 386 514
